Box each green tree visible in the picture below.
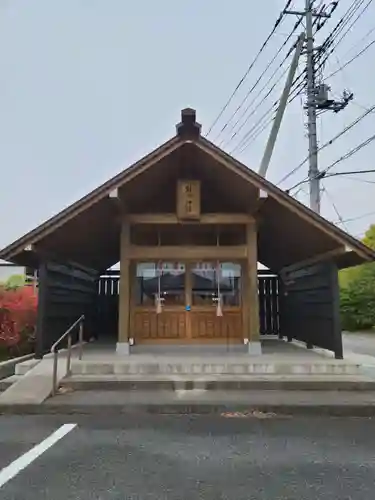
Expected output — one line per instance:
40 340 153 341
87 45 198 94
362 224 375 250
340 224 375 331
4 274 25 290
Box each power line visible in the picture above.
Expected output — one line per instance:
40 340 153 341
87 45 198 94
215 20 304 144
316 0 373 73
228 2 332 157
322 186 349 232
280 0 373 209
328 0 373 52
313 0 337 31
232 62 331 156
219 68 286 148
334 209 375 225
322 0 367 50
322 132 375 175
288 162 375 192
324 169 375 178
219 55 291 148
285 1 356 213
338 176 375 185
339 24 375 61
206 0 294 137
236 118 274 155
286 133 375 192
313 1 358 72
324 37 375 80
222 40 308 150
222 67 288 150
277 103 375 186
230 62 306 154
315 0 359 58
230 103 276 154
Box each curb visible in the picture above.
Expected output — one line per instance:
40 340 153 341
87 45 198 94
1 402 375 417
0 354 35 381
60 379 375 392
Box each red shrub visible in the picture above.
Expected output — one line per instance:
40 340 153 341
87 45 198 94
0 286 38 347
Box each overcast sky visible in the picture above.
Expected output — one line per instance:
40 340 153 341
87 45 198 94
0 0 374 270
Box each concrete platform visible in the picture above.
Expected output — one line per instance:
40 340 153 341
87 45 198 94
0 339 369 408
61 373 375 391
70 339 362 376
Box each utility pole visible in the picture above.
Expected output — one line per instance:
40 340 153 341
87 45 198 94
304 0 320 213
285 1 353 214
258 33 305 178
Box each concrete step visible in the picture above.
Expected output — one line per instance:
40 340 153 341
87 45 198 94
61 374 375 391
71 359 362 376
34 389 375 417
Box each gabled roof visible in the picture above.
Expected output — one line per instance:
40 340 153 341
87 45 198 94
1 108 374 270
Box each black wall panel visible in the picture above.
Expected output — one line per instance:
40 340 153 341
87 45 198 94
279 261 343 358
35 261 98 357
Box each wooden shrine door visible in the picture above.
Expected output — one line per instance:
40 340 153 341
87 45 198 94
131 261 243 344
188 261 243 343
132 262 188 343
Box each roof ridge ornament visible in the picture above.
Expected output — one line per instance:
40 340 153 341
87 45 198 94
176 108 201 139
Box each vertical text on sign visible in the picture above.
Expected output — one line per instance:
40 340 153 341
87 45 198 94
176 180 201 219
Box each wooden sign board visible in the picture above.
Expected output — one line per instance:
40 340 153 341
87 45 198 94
176 180 201 220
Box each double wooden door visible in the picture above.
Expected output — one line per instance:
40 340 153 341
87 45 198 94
131 261 243 343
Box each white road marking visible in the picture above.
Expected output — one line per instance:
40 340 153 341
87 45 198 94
0 423 77 488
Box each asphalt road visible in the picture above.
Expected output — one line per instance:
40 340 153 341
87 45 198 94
0 414 375 499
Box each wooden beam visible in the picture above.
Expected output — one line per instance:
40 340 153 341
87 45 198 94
109 188 119 199
109 188 125 211
0 138 182 263
23 244 35 252
194 140 373 262
251 189 269 215
125 213 255 225
258 189 268 208
128 245 247 260
282 246 347 272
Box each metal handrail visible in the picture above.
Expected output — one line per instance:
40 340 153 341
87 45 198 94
50 315 85 396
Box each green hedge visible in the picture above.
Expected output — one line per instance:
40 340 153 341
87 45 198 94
340 263 375 331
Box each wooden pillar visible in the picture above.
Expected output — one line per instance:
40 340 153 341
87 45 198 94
117 220 131 354
185 262 192 340
241 261 250 342
246 222 261 354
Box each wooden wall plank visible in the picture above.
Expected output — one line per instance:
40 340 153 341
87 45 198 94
279 261 343 358
36 260 99 357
